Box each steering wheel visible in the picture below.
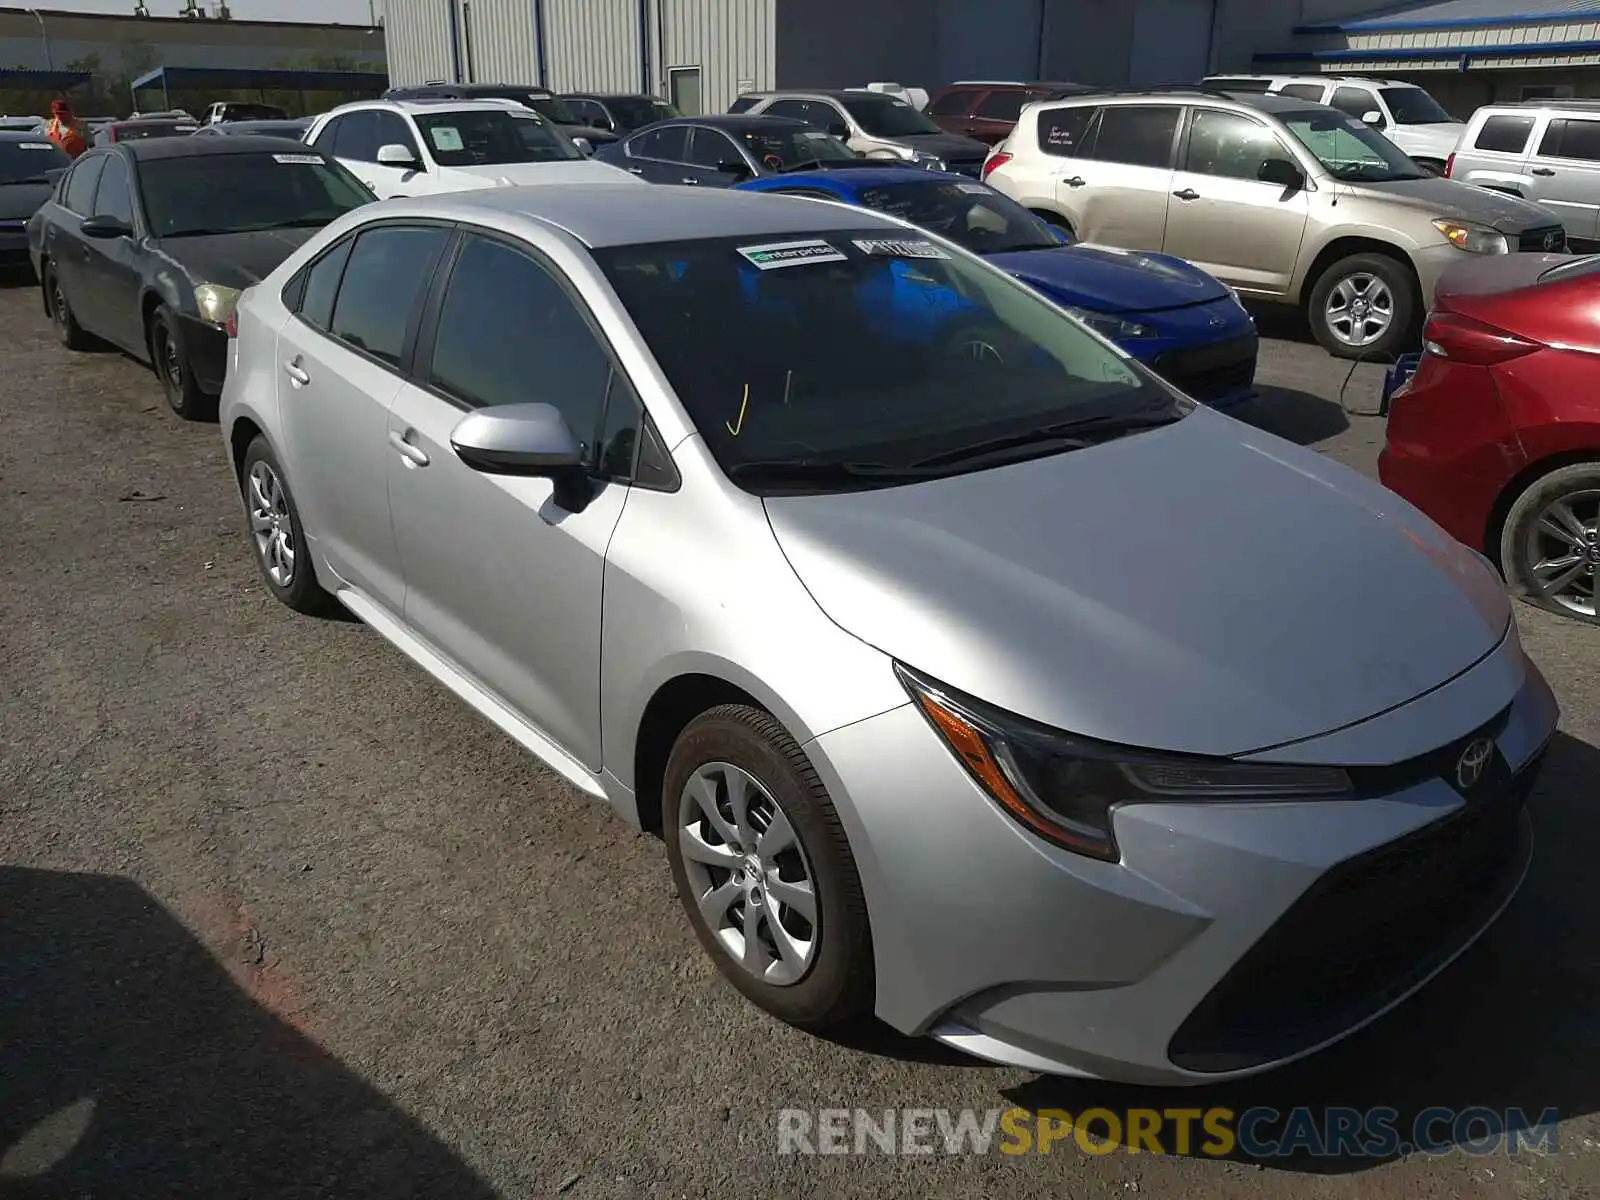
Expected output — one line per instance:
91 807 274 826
942 321 1027 369
762 153 784 171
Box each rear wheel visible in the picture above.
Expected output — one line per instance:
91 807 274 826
44 262 92 351
1306 252 1419 361
1499 462 1600 624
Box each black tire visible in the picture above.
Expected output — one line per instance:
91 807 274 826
44 261 92 351
150 304 216 420
239 435 336 616
1306 252 1420 362
664 704 874 1030
1029 208 1075 237
1498 461 1600 624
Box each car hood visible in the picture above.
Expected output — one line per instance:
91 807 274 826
1390 122 1467 155
985 244 1229 314
441 159 640 187
0 179 54 222
887 131 992 159
763 406 1510 756
152 227 321 289
1346 175 1557 232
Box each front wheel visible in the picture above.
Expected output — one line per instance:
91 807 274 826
1307 252 1420 361
1498 462 1600 624
664 704 874 1030
239 435 336 615
151 305 216 420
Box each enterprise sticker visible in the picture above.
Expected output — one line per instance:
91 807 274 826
736 239 847 269
273 153 324 164
852 238 950 259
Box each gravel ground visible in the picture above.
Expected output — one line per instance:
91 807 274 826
3 275 1599 1200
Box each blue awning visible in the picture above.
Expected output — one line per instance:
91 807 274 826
1295 0 1600 32
0 70 93 91
131 66 388 93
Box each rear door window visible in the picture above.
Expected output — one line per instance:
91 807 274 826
631 124 689 161
1476 115 1536 154
328 225 451 367
1084 105 1179 168
1539 117 1600 161
1036 106 1096 156
1278 83 1327 101
928 88 982 117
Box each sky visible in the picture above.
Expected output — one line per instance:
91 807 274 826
40 0 383 24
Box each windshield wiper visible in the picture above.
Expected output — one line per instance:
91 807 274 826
911 410 1182 470
726 458 937 485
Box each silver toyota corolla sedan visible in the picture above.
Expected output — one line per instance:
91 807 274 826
219 184 1558 1084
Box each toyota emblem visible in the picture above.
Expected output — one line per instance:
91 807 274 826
1455 737 1495 791
1544 230 1563 251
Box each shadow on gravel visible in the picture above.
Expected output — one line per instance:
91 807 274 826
1233 386 1352 445
0 262 36 289
1000 729 1600 1174
0 867 496 1198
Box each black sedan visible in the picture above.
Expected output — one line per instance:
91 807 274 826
595 114 875 187
0 132 71 263
29 136 374 418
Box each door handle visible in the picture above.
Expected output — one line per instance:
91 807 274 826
1531 167 1556 176
681 177 699 185
388 428 430 467
627 166 644 175
1064 175 1086 188
1172 188 1201 201
282 359 310 387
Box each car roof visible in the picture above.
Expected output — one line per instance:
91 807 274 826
119 133 325 161
640 114 809 132
745 89 897 101
323 98 526 117
399 183 895 249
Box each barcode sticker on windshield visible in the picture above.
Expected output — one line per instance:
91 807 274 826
955 182 991 194
737 239 847 270
19 142 54 151
272 153 323 164
852 238 950 260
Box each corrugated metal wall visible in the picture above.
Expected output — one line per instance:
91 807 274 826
545 0 642 92
657 0 775 113
384 0 456 86
461 0 543 85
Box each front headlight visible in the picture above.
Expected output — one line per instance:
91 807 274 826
897 665 1351 862
194 282 241 327
1432 218 1510 255
1061 303 1157 340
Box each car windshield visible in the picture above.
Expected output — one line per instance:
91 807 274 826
1378 87 1454 125
850 178 1058 253
593 229 1181 493
512 93 581 124
841 95 943 137
509 112 583 161
606 96 679 130
742 127 858 170
139 151 373 237
1279 108 1426 181
0 138 68 183
415 110 551 165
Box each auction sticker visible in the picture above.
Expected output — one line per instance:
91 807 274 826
273 154 324 165
852 238 950 259
955 182 992 194
19 142 54 151
736 239 847 270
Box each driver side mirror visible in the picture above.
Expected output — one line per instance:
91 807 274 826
827 122 849 140
81 214 133 240
450 403 594 513
717 158 752 179
573 136 594 156
1360 109 1386 128
1257 158 1304 190
376 142 421 168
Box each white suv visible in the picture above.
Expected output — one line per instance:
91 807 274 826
1203 74 1464 175
303 99 636 200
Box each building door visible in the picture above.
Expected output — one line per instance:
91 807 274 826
1127 0 1214 85
668 67 702 115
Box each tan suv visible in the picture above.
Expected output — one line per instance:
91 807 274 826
984 88 1567 359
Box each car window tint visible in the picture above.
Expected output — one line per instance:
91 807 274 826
727 96 758 114
633 123 688 160
687 127 739 168
928 88 980 117
1329 87 1377 119
311 114 342 152
429 235 615 451
92 154 133 223
63 155 105 214
1542 117 1600 161
1086 105 1178 168
298 237 354 330
1037 106 1095 156
1478 115 1535 153
329 225 449 366
333 110 381 161
1183 109 1296 181
1278 83 1326 101
372 110 420 159
974 90 1026 121
763 99 818 126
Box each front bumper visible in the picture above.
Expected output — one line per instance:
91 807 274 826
0 221 31 261
807 631 1557 1084
177 313 230 396
1128 298 1258 408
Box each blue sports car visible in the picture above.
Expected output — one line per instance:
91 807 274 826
737 166 1258 407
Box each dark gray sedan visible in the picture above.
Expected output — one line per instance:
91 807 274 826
0 132 70 263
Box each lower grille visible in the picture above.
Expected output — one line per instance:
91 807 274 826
1152 334 1258 402
1518 225 1567 253
1168 748 1544 1074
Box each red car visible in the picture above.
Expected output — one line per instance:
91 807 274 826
1380 253 1600 624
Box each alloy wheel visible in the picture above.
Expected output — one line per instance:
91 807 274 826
1323 272 1394 348
247 460 296 588
1523 488 1600 618
50 278 68 336
676 761 818 986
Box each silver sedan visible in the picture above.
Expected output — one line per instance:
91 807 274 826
219 184 1557 1084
